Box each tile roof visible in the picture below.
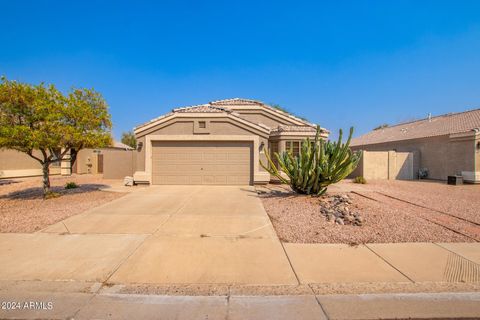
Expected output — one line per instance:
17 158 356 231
134 98 329 136
351 108 480 146
211 98 318 128
173 104 229 113
270 125 317 133
210 98 263 106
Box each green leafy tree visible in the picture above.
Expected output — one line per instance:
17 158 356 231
261 126 361 196
0 77 112 196
121 131 137 149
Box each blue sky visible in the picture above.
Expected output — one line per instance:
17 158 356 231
2 1 480 140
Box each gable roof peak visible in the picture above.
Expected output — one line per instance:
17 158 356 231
210 98 264 106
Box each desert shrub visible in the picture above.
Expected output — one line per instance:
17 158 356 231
353 176 367 184
65 182 79 189
261 126 362 196
45 191 61 199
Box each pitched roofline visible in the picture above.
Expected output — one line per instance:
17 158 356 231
210 98 317 127
134 98 329 133
376 107 480 130
134 111 270 137
351 107 480 146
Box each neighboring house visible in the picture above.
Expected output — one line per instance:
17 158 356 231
0 141 133 179
133 98 329 185
350 109 480 183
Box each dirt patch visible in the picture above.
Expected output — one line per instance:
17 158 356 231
259 181 474 244
310 282 480 295
0 175 126 233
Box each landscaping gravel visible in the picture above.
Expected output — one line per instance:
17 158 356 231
368 180 480 225
0 175 126 233
258 181 473 244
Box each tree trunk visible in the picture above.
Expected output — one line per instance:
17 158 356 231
70 148 78 170
42 162 51 196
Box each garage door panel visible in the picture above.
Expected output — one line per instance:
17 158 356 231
151 141 252 185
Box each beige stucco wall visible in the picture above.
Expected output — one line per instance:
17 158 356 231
103 150 136 179
362 151 389 180
350 150 413 180
395 152 414 180
0 149 62 179
136 136 146 172
75 149 98 174
0 149 42 171
352 135 475 180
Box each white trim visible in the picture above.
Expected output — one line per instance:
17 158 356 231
135 134 263 185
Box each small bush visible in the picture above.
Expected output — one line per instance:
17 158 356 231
353 176 367 184
45 191 61 199
65 182 79 189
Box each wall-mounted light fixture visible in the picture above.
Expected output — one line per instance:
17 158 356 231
137 141 143 151
259 141 265 152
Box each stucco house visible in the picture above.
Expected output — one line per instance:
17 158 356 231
133 98 329 185
350 109 480 183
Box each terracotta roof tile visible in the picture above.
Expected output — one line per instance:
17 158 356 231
210 98 263 106
134 98 330 136
271 125 317 133
351 108 480 146
173 104 228 113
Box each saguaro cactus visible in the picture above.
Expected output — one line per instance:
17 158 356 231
261 126 361 196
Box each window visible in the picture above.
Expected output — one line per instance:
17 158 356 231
285 141 301 157
198 121 206 128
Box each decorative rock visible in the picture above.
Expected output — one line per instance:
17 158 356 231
319 193 364 227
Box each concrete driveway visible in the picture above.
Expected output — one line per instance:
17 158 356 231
1 186 297 285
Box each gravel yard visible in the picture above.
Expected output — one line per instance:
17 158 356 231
366 179 480 225
0 174 126 233
258 180 478 244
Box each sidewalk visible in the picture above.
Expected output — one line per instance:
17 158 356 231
0 241 479 318
1 284 479 320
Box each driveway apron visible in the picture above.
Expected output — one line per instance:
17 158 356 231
109 186 298 285
30 185 298 285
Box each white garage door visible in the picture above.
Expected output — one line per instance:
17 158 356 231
151 141 252 185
